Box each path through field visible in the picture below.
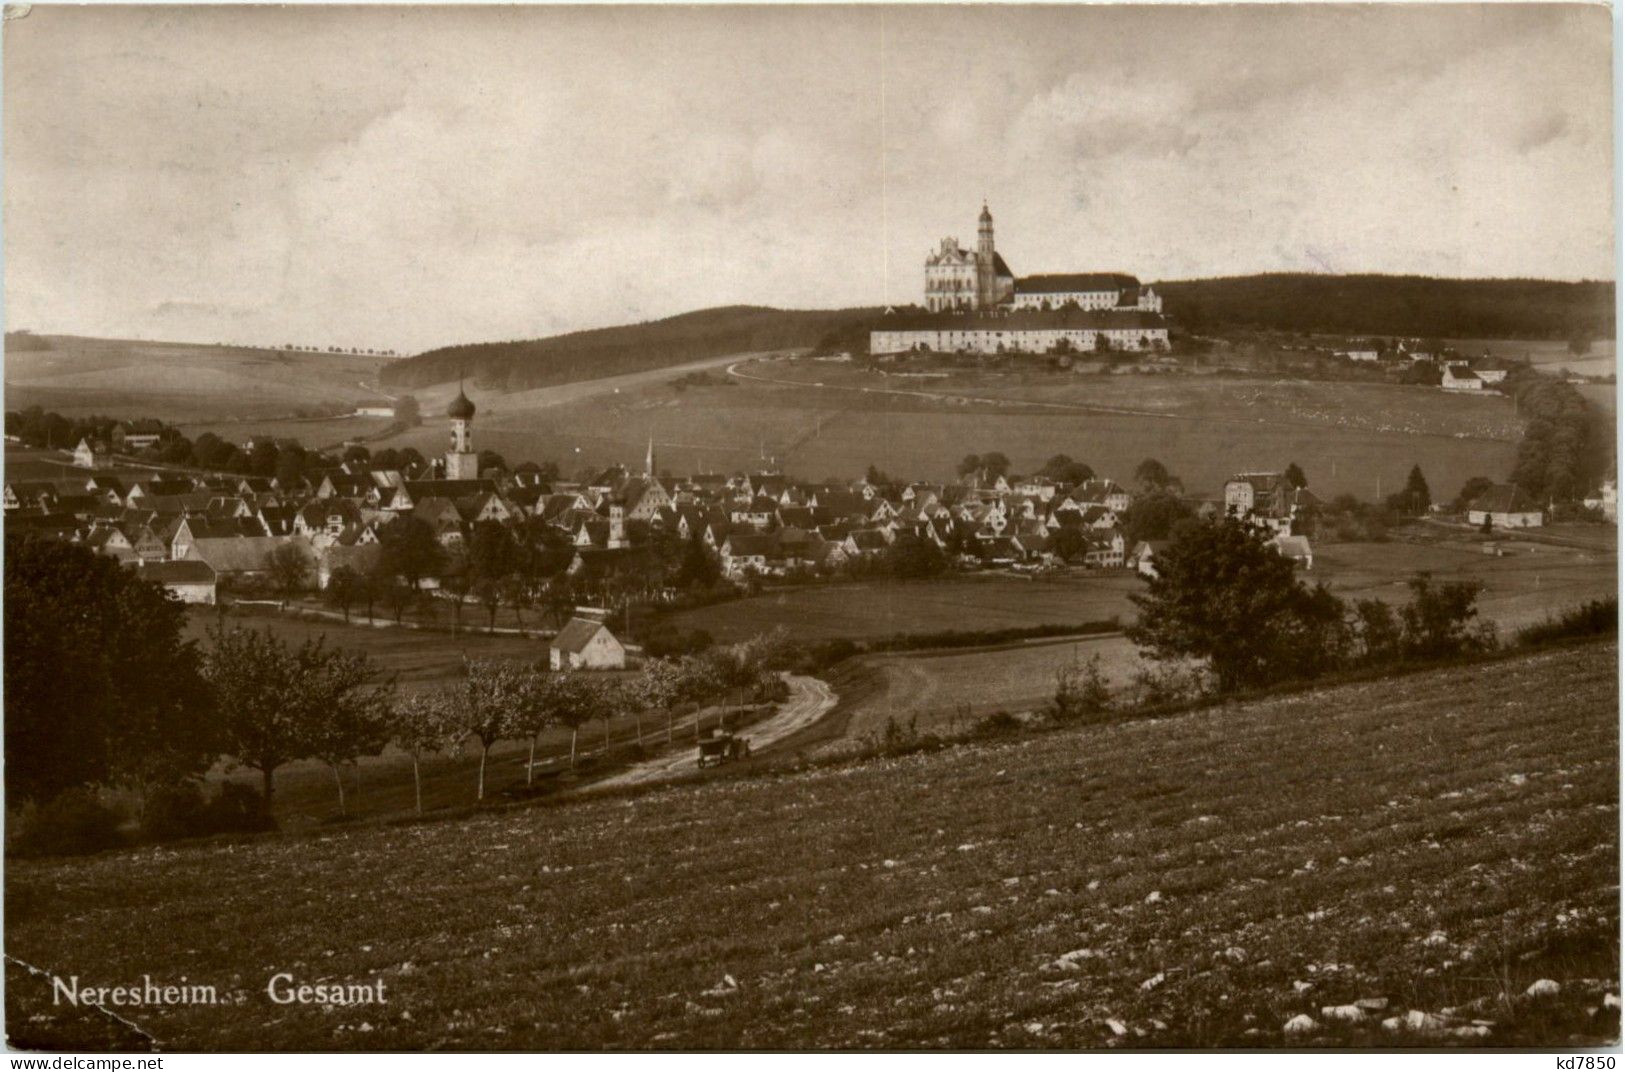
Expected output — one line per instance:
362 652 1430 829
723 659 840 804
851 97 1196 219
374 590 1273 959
593 673 838 789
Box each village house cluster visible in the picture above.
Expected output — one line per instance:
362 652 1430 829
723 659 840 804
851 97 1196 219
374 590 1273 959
8 384 1335 622
13 377 1570 632
1331 340 1515 393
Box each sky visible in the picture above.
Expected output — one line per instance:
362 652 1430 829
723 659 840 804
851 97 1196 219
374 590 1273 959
4 4 1615 353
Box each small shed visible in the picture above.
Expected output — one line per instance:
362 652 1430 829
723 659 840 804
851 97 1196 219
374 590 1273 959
549 608 628 671
134 560 218 604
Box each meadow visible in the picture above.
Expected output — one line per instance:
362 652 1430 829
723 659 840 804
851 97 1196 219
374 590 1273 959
670 525 1615 648
670 574 1138 644
4 336 390 422
7 640 1616 1050
373 359 1521 501
181 608 548 693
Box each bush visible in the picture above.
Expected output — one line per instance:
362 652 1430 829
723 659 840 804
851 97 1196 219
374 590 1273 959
640 624 714 659
202 782 277 835
140 782 209 841
9 788 125 858
1130 664 1208 709
1518 598 1619 646
1047 656 1112 723
976 711 1023 736
140 782 275 843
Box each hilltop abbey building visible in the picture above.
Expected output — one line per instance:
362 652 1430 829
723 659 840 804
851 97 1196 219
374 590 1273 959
872 205 1170 355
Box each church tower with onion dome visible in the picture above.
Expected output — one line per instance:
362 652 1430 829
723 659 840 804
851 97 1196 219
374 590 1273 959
444 382 479 479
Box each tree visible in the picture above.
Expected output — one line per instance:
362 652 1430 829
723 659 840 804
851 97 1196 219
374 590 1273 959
4 537 216 804
1352 599 1402 664
675 533 721 589
1127 517 1349 692
324 565 365 623
595 677 630 750
504 665 555 787
500 575 533 633
204 627 309 809
546 669 599 768
1455 476 1494 512
390 691 464 815
883 533 947 579
1284 462 1308 489
302 648 393 817
473 577 505 633
376 575 415 623
1121 490 1196 543
457 659 521 800
980 452 1012 479
639 658 688 744
1388 464 1431 517
1038 454 1094 485
378 515 444 590
1134 458 1180 493
394 394 421 426
1399 572 1487 660
265 542 312 600
441 572 471 636
467 520 515 584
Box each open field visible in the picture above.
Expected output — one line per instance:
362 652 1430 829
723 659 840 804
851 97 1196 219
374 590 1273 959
671 574 1139 644
828 633 1146 743
671 524 1615 649
4 336 390 423
750 358 1527 442
7 640 1616 1050
182 608 549 693
370 358 1524 500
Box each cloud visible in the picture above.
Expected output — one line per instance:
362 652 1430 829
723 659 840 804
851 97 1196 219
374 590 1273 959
1512 109 1572 154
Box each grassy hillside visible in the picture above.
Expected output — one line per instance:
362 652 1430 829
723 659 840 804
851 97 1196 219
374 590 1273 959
3 335 390 423
7 640 1616 1050
1156 274 1615 341
379 306 880 392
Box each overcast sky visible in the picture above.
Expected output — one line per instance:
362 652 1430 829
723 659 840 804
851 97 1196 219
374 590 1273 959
4 4 1613 353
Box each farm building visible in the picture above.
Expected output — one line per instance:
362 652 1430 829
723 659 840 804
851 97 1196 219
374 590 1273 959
549 608 628 671
133 560 219 604
1270 534 1314 569
1129 539 1169 577
1467 485 1544 529
1441 365 1484 392
72 438 103 468
182 534 317 581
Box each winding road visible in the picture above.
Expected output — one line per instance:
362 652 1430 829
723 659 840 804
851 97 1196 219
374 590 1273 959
592 673 837 789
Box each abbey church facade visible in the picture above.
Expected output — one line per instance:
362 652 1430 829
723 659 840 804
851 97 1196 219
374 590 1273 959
873 205 1170 355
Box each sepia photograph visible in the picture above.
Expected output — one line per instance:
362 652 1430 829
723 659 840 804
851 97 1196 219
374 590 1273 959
1 1 1618 1054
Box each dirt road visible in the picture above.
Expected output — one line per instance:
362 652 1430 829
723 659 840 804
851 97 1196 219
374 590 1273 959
592 673 837 789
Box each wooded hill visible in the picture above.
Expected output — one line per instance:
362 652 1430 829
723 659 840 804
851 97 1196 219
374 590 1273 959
379 275 1614 390
1154 273 1614 341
